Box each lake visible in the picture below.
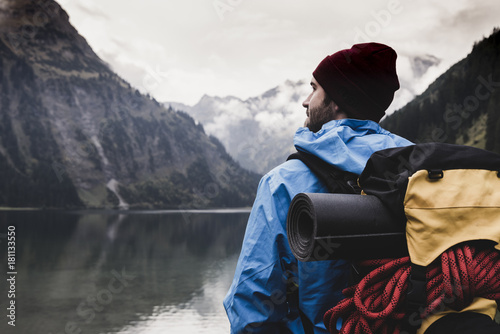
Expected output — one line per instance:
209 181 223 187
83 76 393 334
0 209 250 333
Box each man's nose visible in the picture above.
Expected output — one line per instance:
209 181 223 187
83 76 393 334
303 91 313 108
302 96 310 108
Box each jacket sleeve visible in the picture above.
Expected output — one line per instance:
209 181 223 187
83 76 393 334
223 175 296 333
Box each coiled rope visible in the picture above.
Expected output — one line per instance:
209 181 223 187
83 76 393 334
323 244 500 334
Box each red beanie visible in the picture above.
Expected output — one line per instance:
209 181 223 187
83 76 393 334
312 42 399 122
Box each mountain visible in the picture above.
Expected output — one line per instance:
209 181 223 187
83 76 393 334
381 28 500 153
167 80 310 174
0 0 260 209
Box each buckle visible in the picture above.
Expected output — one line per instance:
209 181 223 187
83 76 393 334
428 169 444 180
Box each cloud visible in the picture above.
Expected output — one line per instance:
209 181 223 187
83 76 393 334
58 0 500 106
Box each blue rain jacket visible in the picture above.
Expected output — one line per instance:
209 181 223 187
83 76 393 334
224 119 413 333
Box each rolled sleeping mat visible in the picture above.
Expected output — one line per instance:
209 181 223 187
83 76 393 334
287 193 408 262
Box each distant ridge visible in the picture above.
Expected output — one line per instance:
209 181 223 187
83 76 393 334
166 80 310 174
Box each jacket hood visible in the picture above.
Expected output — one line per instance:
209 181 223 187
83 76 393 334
294 119 413 175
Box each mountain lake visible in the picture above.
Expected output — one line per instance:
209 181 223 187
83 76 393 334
0 209 250 333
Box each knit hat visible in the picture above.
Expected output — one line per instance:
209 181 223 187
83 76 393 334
312 42 399 122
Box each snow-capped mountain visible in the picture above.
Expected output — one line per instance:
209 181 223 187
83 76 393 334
168 80 310 174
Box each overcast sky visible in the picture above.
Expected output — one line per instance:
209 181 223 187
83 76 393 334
58 0 500 107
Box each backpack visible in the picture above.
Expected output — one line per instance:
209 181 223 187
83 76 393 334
356 142 500 333
288 143 500 334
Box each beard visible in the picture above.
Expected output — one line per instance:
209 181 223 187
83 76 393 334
307 96 336 133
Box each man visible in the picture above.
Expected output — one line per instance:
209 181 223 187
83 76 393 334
223 42 413 333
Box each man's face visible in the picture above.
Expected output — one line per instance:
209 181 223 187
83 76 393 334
302 77 337 132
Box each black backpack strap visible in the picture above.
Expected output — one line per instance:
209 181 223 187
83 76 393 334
287 151 361 194
403 263 427 333
283 267 315 334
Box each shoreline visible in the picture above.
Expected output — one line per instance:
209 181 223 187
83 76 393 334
0 207 252 214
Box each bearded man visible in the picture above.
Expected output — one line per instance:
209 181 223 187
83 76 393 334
224 42 413 333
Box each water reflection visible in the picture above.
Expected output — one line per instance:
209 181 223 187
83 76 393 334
0 210 249 334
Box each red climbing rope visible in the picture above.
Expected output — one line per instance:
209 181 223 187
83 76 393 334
323 244 500 334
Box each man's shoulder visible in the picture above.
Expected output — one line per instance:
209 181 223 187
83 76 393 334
266 158 310 177
260 158 323 194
